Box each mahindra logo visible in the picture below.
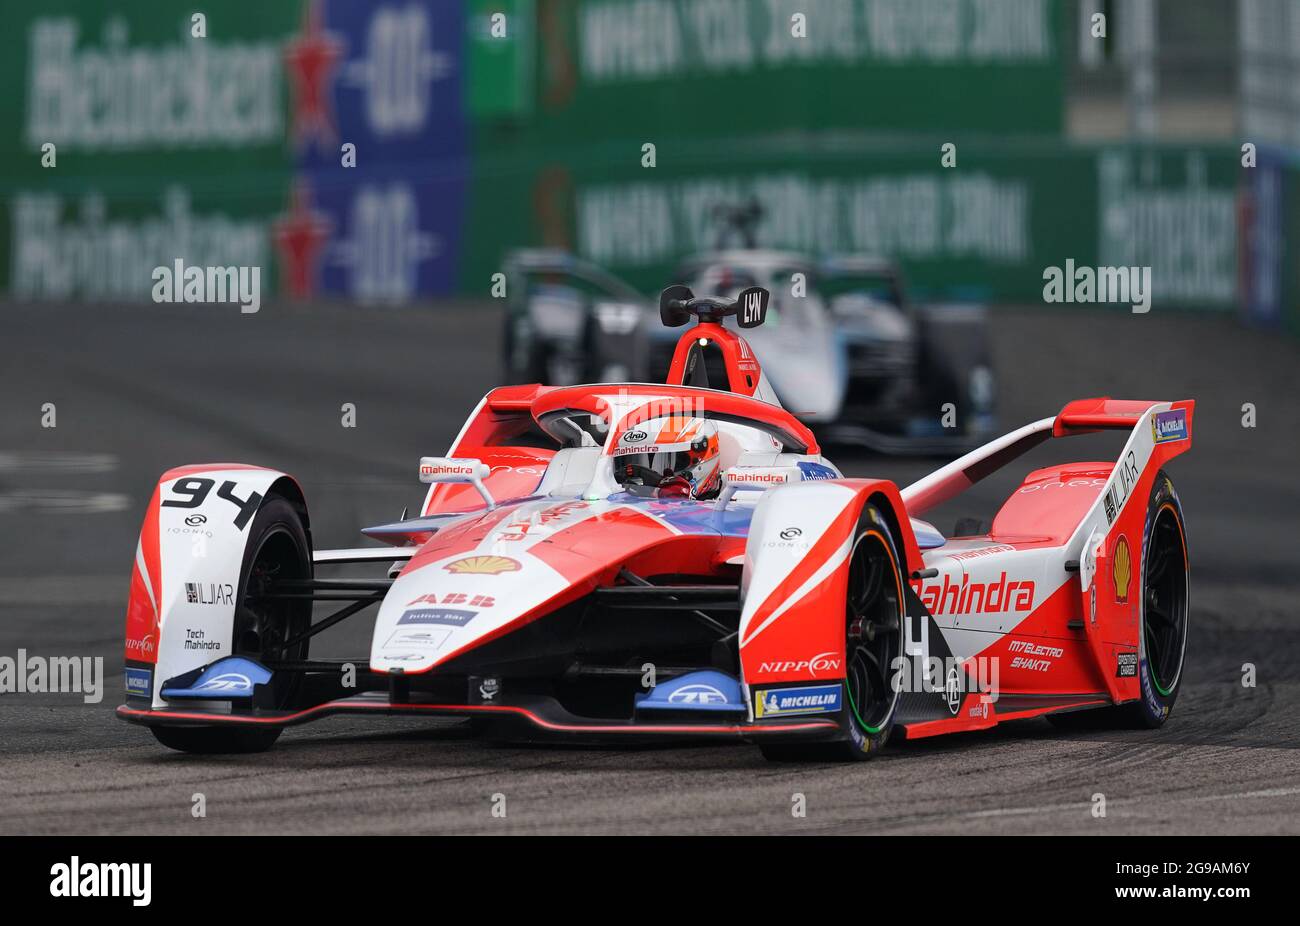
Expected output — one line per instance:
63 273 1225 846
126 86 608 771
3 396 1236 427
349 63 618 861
759 651 841 677
779 527 802 540
911 571 1036 616
731 472 787 483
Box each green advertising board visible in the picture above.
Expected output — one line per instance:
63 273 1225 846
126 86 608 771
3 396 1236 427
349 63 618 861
0 1 301 299
465 138 1240 309
479 0 1066 140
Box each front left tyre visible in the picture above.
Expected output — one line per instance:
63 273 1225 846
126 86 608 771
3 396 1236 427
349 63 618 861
152 494 311 754
761 503 904 761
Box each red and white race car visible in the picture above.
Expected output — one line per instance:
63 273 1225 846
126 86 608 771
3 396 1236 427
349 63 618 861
118 286 1193 760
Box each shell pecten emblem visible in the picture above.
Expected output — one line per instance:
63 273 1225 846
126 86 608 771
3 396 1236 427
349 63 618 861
443 555 521 576
1112 535 1131 604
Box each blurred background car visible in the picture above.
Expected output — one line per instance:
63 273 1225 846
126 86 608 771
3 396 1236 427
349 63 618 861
502 238 998 453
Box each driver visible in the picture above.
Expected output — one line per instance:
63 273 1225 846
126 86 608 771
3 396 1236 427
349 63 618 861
613 417 722 500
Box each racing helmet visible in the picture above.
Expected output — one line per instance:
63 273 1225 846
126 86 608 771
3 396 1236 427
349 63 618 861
613 417 722 500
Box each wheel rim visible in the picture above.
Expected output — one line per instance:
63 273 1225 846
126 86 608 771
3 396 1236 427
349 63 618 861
1143 503 1188 695
845 530 903 734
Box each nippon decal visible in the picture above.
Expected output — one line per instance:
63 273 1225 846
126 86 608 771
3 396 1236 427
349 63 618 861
443 555 520 575
1112 535 1132 604
753 684 842 717
408 593 495 608
758 651 841 677
911 571 1035 616
398 608 477 627
125 634 156 658
1151 408 1188 443
1102 450 1140 526
1007 640 1063 672
1116 651 1138 678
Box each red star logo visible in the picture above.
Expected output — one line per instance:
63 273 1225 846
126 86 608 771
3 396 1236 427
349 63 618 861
274 181 332 300
283 0 344 150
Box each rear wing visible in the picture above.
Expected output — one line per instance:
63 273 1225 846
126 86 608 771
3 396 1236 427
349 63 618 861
901 398 1194 516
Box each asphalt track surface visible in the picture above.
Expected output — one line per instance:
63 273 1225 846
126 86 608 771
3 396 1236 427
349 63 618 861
1 300 1297 835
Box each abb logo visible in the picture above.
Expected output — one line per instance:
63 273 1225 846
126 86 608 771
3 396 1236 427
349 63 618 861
758 652 841 677
407 593 495 608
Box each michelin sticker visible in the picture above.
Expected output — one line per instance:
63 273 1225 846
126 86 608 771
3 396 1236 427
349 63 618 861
754 684 842 717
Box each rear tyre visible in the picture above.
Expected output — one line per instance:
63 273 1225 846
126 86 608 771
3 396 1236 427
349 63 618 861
1047 471 1188 731
151 495 311 754
760 503 904 762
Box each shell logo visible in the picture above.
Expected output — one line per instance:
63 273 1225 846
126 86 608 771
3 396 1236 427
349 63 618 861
1112 535 1132 604
443 555 522 576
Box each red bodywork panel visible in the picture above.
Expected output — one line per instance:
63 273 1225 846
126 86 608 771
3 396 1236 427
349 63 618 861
665 320 764 396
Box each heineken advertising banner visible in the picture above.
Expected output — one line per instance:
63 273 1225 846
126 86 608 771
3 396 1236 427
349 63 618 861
0 0 469 303
0 0 1240 311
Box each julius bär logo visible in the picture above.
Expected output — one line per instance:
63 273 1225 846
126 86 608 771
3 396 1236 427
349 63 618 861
443 555 520 576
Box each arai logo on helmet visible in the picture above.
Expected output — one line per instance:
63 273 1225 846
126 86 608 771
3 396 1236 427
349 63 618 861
668 683 727 705
622 430 648 444
758 651 841 677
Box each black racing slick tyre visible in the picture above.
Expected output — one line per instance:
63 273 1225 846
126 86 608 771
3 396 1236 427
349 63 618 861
1048 471 1189 731
760 503 905 762
151 496 312 754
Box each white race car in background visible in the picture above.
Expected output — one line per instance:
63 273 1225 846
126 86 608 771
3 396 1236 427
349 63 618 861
502 247 997 454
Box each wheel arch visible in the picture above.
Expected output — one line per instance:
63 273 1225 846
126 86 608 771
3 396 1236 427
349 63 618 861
738 478 917 692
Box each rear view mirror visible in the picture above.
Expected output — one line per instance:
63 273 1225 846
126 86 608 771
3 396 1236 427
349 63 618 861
659 284 694 327
418 457 495 509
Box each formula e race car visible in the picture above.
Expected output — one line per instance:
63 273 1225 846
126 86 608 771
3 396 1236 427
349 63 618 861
119 284 1193 760
501 248 997 454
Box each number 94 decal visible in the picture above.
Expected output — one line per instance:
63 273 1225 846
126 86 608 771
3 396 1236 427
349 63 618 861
162 478 263 530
